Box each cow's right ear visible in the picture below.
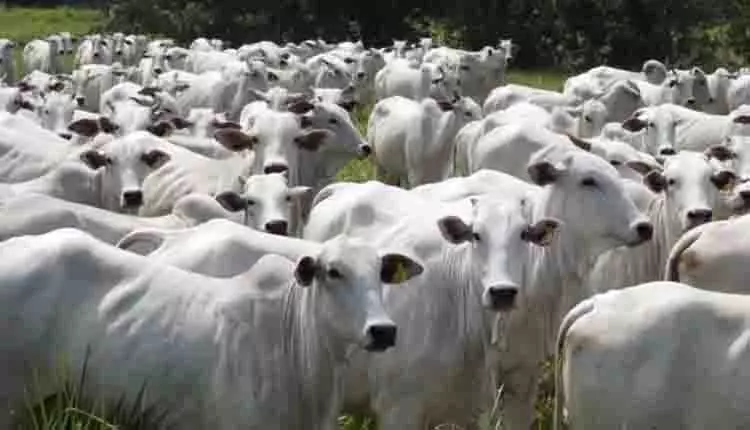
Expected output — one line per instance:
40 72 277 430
68 118 100 137
294 256 319 286
705 145 736 162
622 116 647 132
528 160 563 186
80 150 110 170
437 215 474 244
214 191 247 212
644 170 668 193
214 129 258 151
287 99 315 115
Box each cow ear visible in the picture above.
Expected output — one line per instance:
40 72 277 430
711 170 737 191
527 161 563 186
68 118 100 137
214 191 248 212
437 215 474 244
521 218 560 246
47 81 65 92
169 117 193 130
211 120 241 130
338 100 358 112
622 117 647 132
625 160 657 175
644 170 668 192
80 150 110 170
140 149 170 169
567 134 592 151
705 145 736 161
380 253 424 284
138 86 160 97
147 121 174 137
267 71 279 82
288 186 312 201
294 255 319 286
214 129 257 151
98 116 119 134
287 99 315 114
295 129 332 151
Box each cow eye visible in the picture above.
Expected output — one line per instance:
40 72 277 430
647 122 655 128
667 178 676 186
472 232 481 241
581 177 597 187
610 160 622 166
327 268 343 279
246 199 256 206
460 65 470 71
344 58 355 64
328 117 338 125
584 115 592 122
285 195 292 202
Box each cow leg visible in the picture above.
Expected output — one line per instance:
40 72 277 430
501 365 541 430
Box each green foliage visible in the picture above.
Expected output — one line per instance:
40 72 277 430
0 7 102 43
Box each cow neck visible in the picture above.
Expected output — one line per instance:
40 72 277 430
213 280 343 429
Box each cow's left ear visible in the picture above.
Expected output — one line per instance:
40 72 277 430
521 218 560 246
437 215 474 244
146 120 174 137
295 129 333 151
288 186 312 201
295 255 319 286
380 253 424 284
68 118 100 137
215 191 248 212
214 129 258 151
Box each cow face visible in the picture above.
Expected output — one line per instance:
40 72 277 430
38 90 78 140
527 146 654 253
622 106 678 156
293 235 422 352
645 151 732 232
214 110 332 180
299 100 371 158
706 137 749 213
437 196 559 311
215 173 311 236
79 131 171 213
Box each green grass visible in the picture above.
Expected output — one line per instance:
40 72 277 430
0 7 103 44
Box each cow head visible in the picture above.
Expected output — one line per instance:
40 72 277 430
293 234 422 352
215 173 311 236
437 196 559 311
78 131 171 213
38 90 78 140
527 145 653 253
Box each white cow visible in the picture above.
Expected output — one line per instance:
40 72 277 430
59 31 75 54
23 36 64 74
37 88 79 139
374 58 458 102
213 173 311 236
562 60 668 100
0 39 16 85
368 95 481 186
0 161 100 206
0 226 416 429
75 34 112 66
622 103 732 155
0 193 234 244
664 212 750 293
72 63 129 112
586 151 734 294
556 281 750 430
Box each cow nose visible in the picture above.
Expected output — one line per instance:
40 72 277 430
356 71 366 79
484 284 519 311
153 67 163 74
687 209 713 224
686 98 696 105
115 50 123 55
93 52 100 58
365 324 397 352
58 132 72 140
122 190 143 207
75 97 85 107
634 222 654 242
659 147 677 156
264 164 288 174
358 144 372 158
264 220 288 236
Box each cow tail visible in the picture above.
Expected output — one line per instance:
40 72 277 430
664 224 706 282
553 297 595 430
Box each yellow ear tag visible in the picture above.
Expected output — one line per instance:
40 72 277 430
539 223 557 246
392 261 409 284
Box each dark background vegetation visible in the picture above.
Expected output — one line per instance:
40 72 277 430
5 0 750 73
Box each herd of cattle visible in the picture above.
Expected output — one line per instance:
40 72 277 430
1 30 750 429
